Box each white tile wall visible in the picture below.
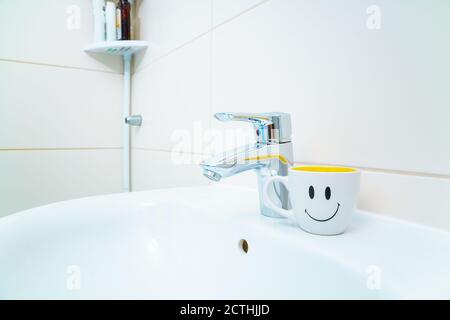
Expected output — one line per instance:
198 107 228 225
211 0 450 176
132 0 450 230
132 35 211 152
0 0 122 73
0 149 122 216
0 1 123 216
212 0 268 26
358 170 450 230
132 149 208 191
134 0 211 71
0 61 122 149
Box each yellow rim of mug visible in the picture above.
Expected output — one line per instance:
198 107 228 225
291 166 358 173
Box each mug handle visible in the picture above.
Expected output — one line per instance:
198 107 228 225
263 176 295 219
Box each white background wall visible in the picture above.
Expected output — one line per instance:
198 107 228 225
0 0 123 216
132 0 450 230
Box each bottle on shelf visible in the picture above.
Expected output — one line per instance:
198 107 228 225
105 1 116 41
130 0 135 40
92 0 106 42
116 0 131 41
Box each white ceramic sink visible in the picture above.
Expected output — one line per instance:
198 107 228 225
1 185 449 299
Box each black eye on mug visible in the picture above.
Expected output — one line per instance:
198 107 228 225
309 186 315 199
325 186 331 200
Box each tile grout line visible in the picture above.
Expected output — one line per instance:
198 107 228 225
2 1 271 76
132 147 206 157
132 148 450 180
299 161 450 180
133 0 270 75
132 30 212 75
0 58 122 75
211 0 270 31
0 147 122 152
361 167 450 180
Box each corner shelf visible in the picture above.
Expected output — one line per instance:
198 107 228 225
84 40 148 193
84 40 148 56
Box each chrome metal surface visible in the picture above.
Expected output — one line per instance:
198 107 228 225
214 112 292 144
201 112 294 218
125 115 143 126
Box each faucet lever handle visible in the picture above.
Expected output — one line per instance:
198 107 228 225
214 112 273 127
214 112 292 144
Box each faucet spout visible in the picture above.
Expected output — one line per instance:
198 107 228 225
201 144 273 179
202 169 222 182
200 112 294 218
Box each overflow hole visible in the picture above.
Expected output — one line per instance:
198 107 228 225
239 239 249 254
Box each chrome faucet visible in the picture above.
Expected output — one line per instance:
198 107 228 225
200 112 293 218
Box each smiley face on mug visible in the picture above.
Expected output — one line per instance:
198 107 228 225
304 185 340 222
264 166 360 235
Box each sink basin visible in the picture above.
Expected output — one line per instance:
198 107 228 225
1 185 449 299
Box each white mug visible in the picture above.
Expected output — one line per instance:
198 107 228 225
263 166 360 235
